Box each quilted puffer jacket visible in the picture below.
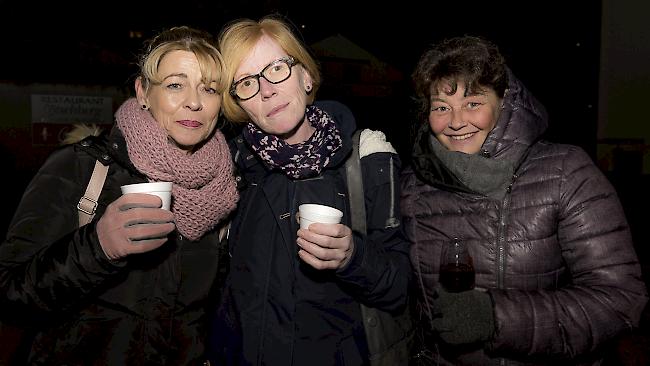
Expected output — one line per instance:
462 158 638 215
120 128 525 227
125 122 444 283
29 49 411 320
0 126 229 365
400 70 648 365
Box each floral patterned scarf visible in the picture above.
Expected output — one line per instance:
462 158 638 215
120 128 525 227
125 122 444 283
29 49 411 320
242 105 343 179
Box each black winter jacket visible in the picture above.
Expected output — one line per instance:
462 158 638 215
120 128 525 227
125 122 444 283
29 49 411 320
401 71 648 365
210 101 411 366
0 126 228 365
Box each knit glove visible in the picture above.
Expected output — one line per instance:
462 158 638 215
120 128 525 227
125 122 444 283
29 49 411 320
431 286 495 345
97 193 175 260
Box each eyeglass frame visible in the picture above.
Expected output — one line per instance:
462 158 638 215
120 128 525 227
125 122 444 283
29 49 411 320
229 56 300 101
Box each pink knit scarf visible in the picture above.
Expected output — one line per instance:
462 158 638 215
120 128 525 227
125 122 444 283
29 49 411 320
115 98 239 241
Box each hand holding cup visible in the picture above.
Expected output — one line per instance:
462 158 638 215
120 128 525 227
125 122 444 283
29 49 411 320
120 182 172 210
298 204 343 229
296 204 352 270
97 183 175 261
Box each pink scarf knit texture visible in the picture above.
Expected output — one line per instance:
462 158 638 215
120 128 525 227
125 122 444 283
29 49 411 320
116 98 239 241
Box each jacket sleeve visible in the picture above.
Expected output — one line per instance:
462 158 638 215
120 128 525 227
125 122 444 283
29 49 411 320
0 147 123 321
336 148 412 312
488 146 648 359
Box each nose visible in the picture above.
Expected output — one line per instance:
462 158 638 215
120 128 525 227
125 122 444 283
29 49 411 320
258 77 277 99
448 109 466 130
185 89 203 111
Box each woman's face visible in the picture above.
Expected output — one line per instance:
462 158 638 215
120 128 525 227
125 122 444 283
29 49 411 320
428 82 502 154
136 50 221 153
234 35 314 145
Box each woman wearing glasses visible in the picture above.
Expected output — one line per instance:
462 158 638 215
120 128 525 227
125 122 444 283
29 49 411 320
206 14 412 366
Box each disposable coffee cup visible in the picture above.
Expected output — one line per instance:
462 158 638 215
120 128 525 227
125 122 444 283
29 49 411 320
120 182 173 210
298 204 343 229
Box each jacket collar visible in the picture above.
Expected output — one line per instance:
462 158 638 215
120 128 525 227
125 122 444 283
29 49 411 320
106 125 139 173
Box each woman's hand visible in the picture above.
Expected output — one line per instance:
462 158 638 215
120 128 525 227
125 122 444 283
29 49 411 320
296 223 354 270
97 193 176 261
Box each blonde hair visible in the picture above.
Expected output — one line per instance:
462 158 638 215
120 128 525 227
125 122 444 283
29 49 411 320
138 26 226 95
218 15 321 123
60 124 104 145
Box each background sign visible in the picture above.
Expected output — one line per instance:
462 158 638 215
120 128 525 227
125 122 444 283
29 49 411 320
31 94 113 124
30 94 113 146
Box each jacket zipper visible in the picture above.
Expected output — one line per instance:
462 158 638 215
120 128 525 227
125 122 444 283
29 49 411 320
496 178 515 289
496 180 514 366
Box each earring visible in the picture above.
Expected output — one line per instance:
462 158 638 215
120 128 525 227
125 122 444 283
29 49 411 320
141 104 149 110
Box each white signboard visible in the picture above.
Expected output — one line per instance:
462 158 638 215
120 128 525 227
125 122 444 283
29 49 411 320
31 94 113 124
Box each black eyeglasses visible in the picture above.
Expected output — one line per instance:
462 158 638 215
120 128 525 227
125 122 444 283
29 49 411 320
230 56 299 101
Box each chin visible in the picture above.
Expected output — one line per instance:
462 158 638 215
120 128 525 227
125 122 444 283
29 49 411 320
444 139 480 155
269 121 301 136
169 136 200 150
456 145 481 154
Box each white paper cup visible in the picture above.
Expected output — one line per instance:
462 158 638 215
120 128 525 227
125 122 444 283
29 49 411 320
120 182 173 210
298 204 343 229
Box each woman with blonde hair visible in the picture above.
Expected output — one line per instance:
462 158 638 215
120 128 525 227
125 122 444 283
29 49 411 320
0 26 238 365
207 15 412 366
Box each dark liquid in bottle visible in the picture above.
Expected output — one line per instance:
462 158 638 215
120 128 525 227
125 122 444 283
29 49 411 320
439 263 475 292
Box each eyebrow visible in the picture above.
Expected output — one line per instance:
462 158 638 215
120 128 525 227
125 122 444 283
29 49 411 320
234 56 290 81
161 73 188 81
233 73 252 82
233 63 266 81
431 91 487 102
464 90 487 97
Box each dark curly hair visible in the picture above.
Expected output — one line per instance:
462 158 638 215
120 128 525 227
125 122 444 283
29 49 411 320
411 35 508 123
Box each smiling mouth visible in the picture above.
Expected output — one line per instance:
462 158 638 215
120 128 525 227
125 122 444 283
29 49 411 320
449 132 475 141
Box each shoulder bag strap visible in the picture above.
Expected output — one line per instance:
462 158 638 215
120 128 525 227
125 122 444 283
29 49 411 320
77 160 109 226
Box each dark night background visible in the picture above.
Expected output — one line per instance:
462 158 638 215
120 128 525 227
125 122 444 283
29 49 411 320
1 0 649 363
0 0 601 151
0 0 611 241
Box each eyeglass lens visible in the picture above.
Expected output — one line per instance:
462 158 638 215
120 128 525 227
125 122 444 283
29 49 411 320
234 58 293 100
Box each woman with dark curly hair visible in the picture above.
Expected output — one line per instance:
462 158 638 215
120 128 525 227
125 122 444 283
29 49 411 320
401 35 647 365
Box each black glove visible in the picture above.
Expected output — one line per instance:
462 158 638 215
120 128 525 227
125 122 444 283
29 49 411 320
431 286 495 345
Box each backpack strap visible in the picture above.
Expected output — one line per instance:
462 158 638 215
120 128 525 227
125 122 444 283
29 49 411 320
345 129 413 366
77 160 109 226
345 129 366 236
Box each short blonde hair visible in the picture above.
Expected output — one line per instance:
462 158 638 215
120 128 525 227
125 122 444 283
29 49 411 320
218 15 321 123
138 26 226 95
